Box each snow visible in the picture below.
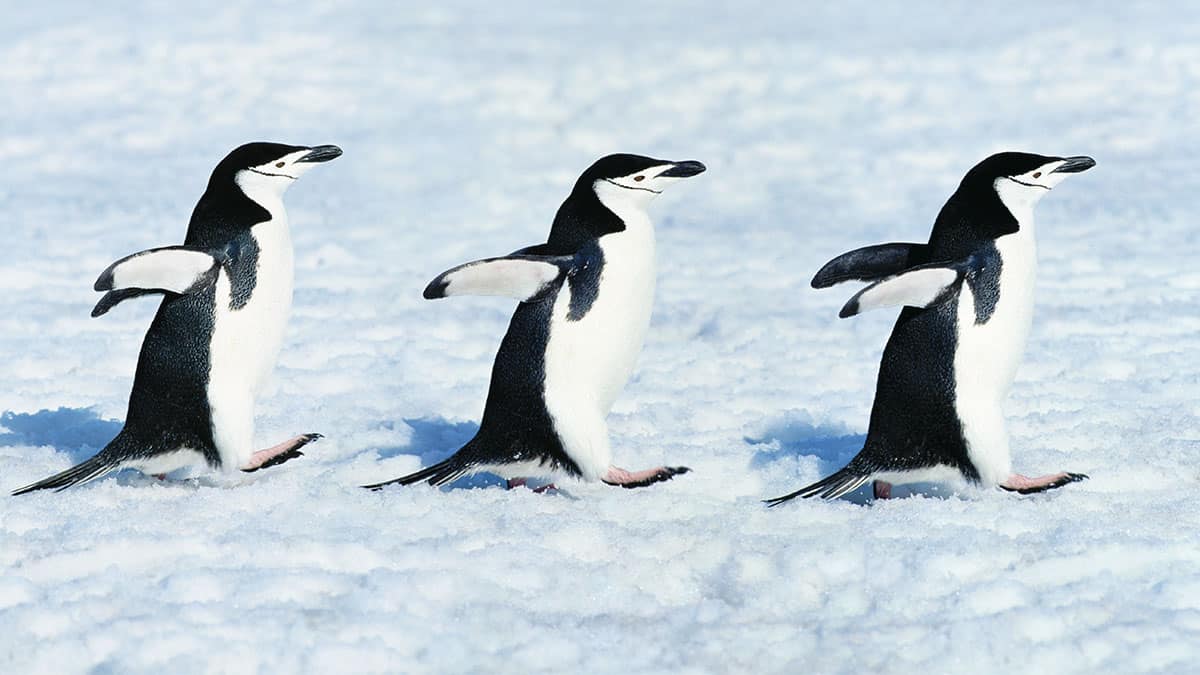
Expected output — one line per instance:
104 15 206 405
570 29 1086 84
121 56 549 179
3 2 1200 673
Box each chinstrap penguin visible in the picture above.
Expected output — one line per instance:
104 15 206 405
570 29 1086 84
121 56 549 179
364 153 706 492
767 152 1095 505
13 142 342 495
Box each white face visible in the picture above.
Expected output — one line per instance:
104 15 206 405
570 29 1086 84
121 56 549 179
234 149 322 198
592 164 692 210
993 158 1080 217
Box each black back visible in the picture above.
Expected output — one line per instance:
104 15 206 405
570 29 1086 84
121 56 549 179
853 152 1055 480
460 154 667 473
120 143 298 465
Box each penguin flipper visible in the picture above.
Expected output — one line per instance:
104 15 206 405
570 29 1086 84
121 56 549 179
11 451 123 496
839 262 964 318
812 243 928 288
91 245 223 315
91 288 160 317
423 254 574 303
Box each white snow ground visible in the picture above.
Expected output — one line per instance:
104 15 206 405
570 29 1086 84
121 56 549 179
2 2 1200 673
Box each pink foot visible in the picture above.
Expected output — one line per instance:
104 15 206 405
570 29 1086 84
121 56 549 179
873 480 892 500
601 465 690 489
999 472 1087 494
241 433 322 473
505 478 558 493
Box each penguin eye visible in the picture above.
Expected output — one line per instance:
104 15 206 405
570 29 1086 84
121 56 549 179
1032 171 1042 178
633 175 645 182
275 162 286 168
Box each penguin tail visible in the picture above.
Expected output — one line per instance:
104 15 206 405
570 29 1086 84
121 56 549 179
361 455 476 491
763 467 872 507
12 443 126 496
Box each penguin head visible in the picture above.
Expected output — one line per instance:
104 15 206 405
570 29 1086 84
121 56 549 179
581 154 707 211
184 142 342 243
968 151 1095 218
935 152 1094 245
208 142 343 202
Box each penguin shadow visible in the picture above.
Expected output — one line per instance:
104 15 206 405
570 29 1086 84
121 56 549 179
0 407 122 463
747 417 953 505
372 417 504 491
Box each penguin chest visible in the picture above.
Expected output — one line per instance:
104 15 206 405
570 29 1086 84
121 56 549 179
955 232 1036 401
207 218 294 465
210 220 295 392
953 229 1036 482
543 224 656 417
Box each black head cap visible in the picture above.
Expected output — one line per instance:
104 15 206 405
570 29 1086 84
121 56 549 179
962 152 1049 185
206 142 343 190
573 154 667 192
571 153 706 193
207 142 305 188
959 151 1095 190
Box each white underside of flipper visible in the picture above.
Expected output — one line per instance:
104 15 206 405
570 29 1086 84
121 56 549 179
541 199 656 481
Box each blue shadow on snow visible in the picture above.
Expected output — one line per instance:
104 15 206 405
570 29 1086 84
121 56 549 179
0 407 121 462
746 414 874 504
373 417 504 490
746 417 865 469
747 414 952 503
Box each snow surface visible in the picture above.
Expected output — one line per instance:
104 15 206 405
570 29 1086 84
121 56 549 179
3 2 1200 673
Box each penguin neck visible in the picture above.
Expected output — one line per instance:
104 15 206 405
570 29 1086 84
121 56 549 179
546 183 635 251
185 182 285 249
591 183 656 285
591 180 656 240
928 186 1024 259
234 182 292 274
234 178 289 228
992 177 1043 232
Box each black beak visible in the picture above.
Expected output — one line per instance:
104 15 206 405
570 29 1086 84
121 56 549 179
1051 156 1095 174
296 145 343 163
659 160 706 178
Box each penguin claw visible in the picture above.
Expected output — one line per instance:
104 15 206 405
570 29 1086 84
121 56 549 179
602 465 690 489
999 471 1088 494
241 433 322 473
505 478 558 493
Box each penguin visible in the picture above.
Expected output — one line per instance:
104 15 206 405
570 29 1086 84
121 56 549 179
766 152 1095 505
13 142 342 495
365 153 705 492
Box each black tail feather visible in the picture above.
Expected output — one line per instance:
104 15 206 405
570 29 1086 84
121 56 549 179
361 456 474 491
764 468 872 507
12 451 122 496
92 288 161 317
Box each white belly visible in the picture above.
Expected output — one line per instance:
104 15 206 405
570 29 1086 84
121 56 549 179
207 217 294 469
542 215 656 479
128 448 209 476
954 227 1036 485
